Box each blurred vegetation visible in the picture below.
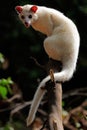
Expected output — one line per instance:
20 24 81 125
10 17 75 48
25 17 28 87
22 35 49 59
0 0 87 129
0 77 13 99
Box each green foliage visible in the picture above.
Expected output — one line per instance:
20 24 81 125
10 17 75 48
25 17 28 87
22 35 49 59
0 53 5 64
0 77 13 99
0 53 5 68
0 123 14 130
62 101 65 107
0 86 8 99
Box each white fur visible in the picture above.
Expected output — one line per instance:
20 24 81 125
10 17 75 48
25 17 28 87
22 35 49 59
15 4 80 126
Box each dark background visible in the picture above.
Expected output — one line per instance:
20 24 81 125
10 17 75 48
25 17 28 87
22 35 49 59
0 0 87 101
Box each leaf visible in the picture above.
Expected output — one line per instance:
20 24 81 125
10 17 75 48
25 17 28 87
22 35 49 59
0 79 8 86
0 86 8 99
0 78 13 95
0 77 13 86
0 53 5 63
7 77 14 85
4 125 14 130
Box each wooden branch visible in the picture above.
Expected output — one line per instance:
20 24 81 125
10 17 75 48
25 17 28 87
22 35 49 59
6 94 22 103
45 69 64 130
48 83 64 130
10 101 32 117
63 100 87 129
63 87 87 99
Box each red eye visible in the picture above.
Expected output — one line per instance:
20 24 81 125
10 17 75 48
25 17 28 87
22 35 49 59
21 15 25 19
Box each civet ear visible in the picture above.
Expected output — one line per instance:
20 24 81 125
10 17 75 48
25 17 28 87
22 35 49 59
30 5 38 13
15 6 23 13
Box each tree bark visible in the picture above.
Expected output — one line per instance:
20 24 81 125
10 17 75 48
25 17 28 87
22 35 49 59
47 82 64 130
